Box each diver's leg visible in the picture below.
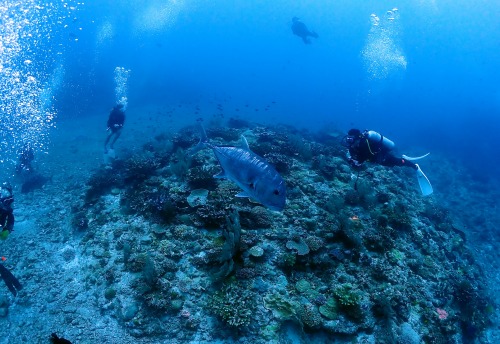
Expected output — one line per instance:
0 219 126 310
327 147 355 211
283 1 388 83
0 265 20 296
104 132 113 153
109 129 122 149
381 154 417 170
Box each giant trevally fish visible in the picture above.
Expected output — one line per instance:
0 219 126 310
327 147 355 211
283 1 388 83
191 125 286 211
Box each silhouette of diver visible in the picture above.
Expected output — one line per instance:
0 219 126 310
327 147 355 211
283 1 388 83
15 144 52 193
291 17 318 44
15 143 35 176
104 103 126 154
0 264 22 296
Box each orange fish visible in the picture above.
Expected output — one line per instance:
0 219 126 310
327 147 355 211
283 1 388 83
1 257 6 261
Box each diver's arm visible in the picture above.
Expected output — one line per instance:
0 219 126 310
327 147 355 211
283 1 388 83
346 150 362 167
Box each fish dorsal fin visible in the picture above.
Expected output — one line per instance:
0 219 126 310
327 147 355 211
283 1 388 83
240 136 250 151
214 170 227 179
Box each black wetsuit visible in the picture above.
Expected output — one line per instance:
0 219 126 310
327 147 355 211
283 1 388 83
291 17 318 44
0 265 22 296
0 206 14 233
104 105 126 152
347 131 417 169
107 107 125 133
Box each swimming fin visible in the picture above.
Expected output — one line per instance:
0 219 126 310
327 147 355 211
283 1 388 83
402 153 430 161
103 149 116 165
415 164 433 196
107 149 116 159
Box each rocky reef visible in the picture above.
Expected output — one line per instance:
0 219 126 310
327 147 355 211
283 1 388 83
72 123 493 343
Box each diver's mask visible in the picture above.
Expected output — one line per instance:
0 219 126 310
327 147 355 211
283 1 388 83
341 135 356 148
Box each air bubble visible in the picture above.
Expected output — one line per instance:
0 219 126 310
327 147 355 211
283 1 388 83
0 0 81 165
114 67 132 109
362 8 406 80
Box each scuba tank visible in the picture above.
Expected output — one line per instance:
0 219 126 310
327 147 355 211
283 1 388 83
365 130 395 152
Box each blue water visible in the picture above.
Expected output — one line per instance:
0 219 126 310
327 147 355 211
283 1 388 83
0 0 499 342
51 0 500 179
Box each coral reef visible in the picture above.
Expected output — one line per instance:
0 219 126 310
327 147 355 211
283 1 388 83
207 281 255 327
72 122 494 343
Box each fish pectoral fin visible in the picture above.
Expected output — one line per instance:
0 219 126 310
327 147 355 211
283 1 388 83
240 136 250 151
213 170 227 179
235 192 250 198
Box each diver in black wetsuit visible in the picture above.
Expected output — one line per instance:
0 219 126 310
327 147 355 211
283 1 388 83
343 129 417 170
342 129 434 196
0 182 21 296
0 182 14 239
104 104 126 154
291 17 318 44
15 144 52 193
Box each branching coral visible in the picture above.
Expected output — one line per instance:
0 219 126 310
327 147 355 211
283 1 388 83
122 152 162 183
299 303 322 328
207 281 255 327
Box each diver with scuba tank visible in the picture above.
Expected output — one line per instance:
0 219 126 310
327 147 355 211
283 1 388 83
342 129 433 196
344 129 417 169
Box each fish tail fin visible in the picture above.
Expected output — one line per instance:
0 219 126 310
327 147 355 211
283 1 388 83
189 123 209 156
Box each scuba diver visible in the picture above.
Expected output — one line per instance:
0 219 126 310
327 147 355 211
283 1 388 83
104 103 126 155
0 184 23 297
342 129 433 196
15 144 52 193
291 17 318 44
0 182 14 239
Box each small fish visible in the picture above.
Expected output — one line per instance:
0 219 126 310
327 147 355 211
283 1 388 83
191 125 286 211
1 257 6 261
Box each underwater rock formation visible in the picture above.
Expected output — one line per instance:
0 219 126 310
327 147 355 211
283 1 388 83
75 122 493 343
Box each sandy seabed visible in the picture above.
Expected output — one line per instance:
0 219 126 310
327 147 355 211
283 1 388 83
0 106 198 344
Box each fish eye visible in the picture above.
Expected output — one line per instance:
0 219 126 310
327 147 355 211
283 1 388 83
273 189 280 195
